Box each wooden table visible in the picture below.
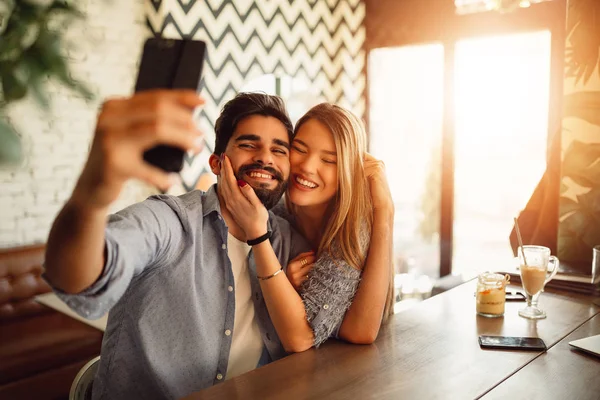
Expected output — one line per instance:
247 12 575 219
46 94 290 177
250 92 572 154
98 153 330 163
183 281 600 400
482 313 600 400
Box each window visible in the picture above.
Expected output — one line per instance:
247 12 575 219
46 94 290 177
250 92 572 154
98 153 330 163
368 3 564 285
369 44 444 281
239 74 320 124
452 31 551 278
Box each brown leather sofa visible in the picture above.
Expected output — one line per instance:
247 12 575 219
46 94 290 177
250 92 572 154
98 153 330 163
0 244 103 400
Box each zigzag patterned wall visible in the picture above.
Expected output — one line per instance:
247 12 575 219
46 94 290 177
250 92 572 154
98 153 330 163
144 0 366 192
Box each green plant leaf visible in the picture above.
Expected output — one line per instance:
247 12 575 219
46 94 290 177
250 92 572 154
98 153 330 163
563 91 600 126
565 0 600 85
559 196 580 217
549 0 600 263
582 224 600 249
48 1 81 15
563 169 600 188
576 188 600 218
562 140 600 187
558 225 593 264
20 50 51 109
31 29 93 100
562 208 589 234
560 189 600 255
0 1 94 110
0 119 23 165
0 70 27 102
577 188 600 247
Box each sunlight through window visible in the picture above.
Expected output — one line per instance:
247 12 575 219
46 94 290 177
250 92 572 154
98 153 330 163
369 30 552 284
453 30 551 278
369 44 444 285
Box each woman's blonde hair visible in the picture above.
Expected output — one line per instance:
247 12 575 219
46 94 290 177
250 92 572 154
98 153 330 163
291 103 394 321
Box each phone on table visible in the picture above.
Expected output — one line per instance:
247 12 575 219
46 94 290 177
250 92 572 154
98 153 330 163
478 335 547 351
134 37 207 172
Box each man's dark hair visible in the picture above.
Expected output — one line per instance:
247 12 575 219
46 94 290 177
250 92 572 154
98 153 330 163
213 92 293 154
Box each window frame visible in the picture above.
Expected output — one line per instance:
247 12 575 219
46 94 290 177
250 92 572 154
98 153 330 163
365 0 567 276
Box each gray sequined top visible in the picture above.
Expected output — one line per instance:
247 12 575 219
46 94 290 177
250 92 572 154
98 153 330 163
272 202 368 347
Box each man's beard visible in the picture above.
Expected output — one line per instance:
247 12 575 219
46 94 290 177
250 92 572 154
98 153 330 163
236 163 287 210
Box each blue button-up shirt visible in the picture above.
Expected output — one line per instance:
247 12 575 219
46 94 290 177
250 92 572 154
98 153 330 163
50 185 310 400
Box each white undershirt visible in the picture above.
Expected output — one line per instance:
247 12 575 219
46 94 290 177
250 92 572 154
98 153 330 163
225 233 264 380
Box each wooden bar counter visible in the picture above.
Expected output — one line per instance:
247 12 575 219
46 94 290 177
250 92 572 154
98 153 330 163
482 313 600 400
183 281 600 400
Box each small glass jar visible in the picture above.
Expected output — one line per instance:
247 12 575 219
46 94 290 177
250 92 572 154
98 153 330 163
476 272 510 318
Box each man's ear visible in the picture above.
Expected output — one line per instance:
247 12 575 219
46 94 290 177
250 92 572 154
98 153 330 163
209 153 221 175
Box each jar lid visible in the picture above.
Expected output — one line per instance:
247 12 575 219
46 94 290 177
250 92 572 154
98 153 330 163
478 272 510 287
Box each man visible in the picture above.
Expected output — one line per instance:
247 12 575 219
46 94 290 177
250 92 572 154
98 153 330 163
44 90 310 399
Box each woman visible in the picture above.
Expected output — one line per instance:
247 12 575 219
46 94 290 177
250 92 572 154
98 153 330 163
220 103 394 351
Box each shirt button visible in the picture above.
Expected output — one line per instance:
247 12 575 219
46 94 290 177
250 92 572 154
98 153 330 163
323 304 329 310
228 286 233 292
222 243 226 250
225 329 232 336
216 373 223 380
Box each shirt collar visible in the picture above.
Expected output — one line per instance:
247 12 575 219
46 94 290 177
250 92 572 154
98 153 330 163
202 184 222 218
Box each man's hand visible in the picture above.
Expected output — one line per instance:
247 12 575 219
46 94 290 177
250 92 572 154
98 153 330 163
73 89 205 209
286 251 316 291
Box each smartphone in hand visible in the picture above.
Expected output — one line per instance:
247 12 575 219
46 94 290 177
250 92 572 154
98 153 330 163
134 38 207 172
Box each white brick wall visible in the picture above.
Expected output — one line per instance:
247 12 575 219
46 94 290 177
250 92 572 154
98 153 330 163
0 0 158 248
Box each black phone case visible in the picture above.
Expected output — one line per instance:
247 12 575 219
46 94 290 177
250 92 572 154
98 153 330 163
134 38 206 172
478 335 547 351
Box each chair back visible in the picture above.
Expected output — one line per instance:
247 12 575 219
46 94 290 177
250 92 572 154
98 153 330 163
69 356 101 400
